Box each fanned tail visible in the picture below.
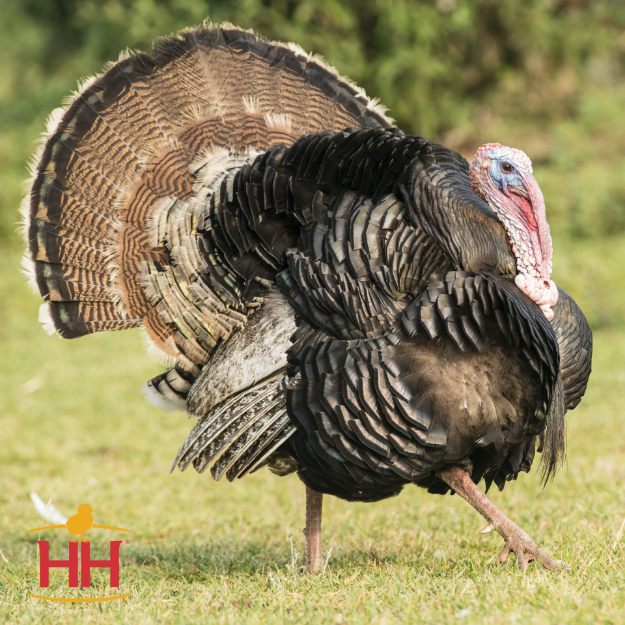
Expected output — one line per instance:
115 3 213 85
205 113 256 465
22 21 394 481
23 21 393 368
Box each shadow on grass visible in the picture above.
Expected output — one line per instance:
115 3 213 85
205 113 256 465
122 539 445 583
124 539 292 580
11 529 465 585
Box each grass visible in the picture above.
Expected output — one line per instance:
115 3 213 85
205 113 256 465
0 239 624 625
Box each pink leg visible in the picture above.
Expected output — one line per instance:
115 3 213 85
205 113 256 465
438 466 570 571
304 486 323 574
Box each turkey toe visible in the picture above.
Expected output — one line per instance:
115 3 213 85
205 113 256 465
498 534 569 571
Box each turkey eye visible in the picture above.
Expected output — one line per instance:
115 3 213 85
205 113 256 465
500 162 513 174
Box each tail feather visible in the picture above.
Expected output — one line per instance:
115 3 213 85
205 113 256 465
106 55 180 153
33 262 112 302
150 28 225 125
38 136 122 213
30 222 107 270
43 301 142 338
32 179 117 240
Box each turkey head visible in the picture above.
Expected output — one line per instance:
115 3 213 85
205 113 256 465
469 143 558 320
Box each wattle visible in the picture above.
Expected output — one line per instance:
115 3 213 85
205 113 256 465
515 273 558 321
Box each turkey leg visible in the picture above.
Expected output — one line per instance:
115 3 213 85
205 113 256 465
438 465 570 571
304 486 323 574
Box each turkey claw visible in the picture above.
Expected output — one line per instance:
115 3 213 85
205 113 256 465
498 536 570 571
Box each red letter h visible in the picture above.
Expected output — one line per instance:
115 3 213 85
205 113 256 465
38 541 78 587
81 541 122 587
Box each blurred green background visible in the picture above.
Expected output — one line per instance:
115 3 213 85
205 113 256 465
2 0 625 328
1 2 625 622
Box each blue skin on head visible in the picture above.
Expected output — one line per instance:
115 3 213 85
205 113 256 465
488 159 526 196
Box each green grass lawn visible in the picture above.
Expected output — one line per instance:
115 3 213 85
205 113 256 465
0 244 624 625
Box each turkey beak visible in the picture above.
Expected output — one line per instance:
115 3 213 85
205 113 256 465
507 184 529 200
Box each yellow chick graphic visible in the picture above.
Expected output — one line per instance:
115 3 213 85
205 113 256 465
65 504 94 542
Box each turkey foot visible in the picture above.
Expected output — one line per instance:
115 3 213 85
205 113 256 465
438 465 570 571
303 486 323 574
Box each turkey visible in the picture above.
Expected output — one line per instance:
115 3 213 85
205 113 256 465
22 22 592 573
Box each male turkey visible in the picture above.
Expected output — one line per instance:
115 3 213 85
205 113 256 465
22 23 592 573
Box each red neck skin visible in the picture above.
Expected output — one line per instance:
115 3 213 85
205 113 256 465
480 173 558 320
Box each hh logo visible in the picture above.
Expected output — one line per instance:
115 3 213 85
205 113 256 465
28 504 130 603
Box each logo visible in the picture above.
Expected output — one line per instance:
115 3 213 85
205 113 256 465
28 503 130 602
